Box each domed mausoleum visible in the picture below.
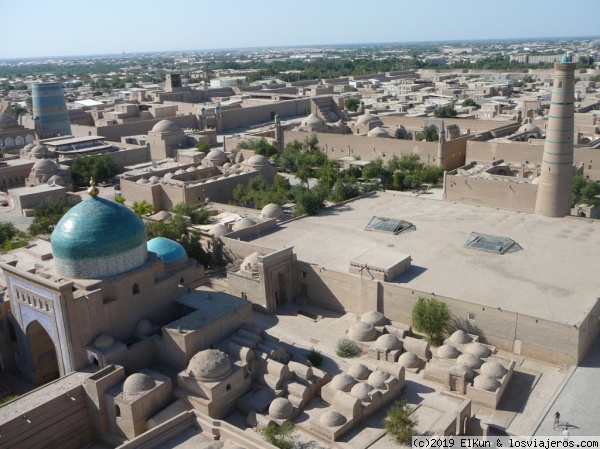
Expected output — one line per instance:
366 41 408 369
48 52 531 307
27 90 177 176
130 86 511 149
51 188 148 278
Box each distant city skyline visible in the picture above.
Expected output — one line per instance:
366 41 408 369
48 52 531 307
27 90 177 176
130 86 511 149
5 0 599 59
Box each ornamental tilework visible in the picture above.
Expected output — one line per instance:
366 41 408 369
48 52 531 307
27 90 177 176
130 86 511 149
55 243 148 279
9 277 70 374
31 83 72 136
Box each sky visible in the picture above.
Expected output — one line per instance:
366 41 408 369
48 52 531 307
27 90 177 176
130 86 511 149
2 0 598 59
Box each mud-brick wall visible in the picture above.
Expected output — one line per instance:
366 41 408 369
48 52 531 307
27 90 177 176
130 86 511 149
0 383 94 449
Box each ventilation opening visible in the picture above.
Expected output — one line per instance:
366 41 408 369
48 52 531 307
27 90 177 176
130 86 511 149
464 232 522 254
133 283 140 295
115 405 121 417
365 216 416 235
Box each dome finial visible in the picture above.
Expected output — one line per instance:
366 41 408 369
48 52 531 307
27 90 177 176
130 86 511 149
88 178 99 197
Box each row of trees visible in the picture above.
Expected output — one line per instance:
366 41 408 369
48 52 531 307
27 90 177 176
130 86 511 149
362 154 444 191
233 134 445 216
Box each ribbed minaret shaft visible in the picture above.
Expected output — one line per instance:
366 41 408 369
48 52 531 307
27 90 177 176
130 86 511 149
534 60 576 217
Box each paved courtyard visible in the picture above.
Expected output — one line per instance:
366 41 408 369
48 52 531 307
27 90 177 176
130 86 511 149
534 332 600 437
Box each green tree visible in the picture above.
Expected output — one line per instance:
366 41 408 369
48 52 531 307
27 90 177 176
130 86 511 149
262 422 296 449
274 174 291 192
233 176 289 209
398 154 423 173
345 97 360 112
0 222 17 244
114 194 126 204
0 221 28 252
572 175 600 206
276 145 301 172
304 148 328 167
147 215 211 267
314 161 338 189
147 214 187 241
420 165 444 185
384 400 418 444
462 98 478 108
411 297 451 346
433 105 457 118
236 138 279 158
362 158 384 180
296 164 312 188
580 182 600 206
341 166 362 180
402 173 422 190
303 133 319 152
386 155 403 172
361 158 393 189
132 200 154 217
171 203 210 224
29 200 70 239
195 142 210 154
523 75 535 83
421 125 439 142
273 138 326 173
329 176 360 203
253 138 279 158
11 105 27 119
71 154 119 188
293 186 325 216
393 171 407 190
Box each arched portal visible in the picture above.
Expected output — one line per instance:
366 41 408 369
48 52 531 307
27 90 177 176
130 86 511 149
27 321 59 384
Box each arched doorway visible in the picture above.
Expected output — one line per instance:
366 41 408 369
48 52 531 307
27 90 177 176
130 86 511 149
27 321 59 384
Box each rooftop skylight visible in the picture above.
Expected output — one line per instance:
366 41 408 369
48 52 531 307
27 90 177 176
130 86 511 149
365 216 415 235
464 232 522 254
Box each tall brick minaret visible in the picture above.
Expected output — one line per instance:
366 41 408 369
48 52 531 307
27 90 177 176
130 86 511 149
534 55 576 218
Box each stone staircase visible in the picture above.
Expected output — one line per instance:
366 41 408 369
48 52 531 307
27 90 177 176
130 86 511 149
312 96 342 122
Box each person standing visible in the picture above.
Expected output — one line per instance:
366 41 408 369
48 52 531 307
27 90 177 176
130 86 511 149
554 411 560 429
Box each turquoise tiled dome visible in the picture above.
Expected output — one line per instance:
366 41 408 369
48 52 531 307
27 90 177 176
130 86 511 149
51 196 148 278
147 237 187 265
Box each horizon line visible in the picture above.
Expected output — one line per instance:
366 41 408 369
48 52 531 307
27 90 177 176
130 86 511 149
2 34 599 62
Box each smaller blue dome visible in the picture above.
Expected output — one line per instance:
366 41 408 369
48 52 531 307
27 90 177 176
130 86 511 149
561 55 570 63
147 237 187 265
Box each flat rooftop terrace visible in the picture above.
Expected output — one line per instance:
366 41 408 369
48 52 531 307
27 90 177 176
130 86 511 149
0 371 91 423
246 191 600 324
168 287 249 333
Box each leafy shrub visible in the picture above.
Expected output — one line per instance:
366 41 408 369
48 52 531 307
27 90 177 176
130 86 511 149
411 297 450 346
336 339 361 358
384 400 418 444
262 422 296 449
307 348 323 367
